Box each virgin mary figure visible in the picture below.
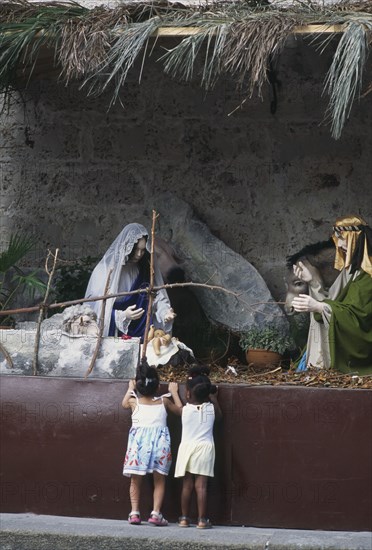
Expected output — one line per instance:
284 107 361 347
85 223 175 339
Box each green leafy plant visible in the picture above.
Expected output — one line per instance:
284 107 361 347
239 324 293 355
53 256 98 309
0 233 47 326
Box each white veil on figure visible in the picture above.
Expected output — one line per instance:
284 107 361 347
85 223 172 337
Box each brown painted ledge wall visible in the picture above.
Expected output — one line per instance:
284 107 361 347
1 376 371 531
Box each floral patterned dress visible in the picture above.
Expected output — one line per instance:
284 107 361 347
123 393 172 477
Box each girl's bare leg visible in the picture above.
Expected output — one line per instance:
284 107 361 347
129 475 142 513
152 471 166 513
195 475 208 519
181 472 194 518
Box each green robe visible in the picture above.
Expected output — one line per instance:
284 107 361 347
322 271 372 374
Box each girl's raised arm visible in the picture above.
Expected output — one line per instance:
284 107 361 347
210 389 222 420
122 379 136 409
164 382 183 415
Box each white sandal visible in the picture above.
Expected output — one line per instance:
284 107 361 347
128 511 141 525
148 511 168 526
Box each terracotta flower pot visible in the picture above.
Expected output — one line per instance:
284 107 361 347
246 348 283 368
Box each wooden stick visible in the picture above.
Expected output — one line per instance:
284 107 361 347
0 340 14 369
84 268 113 379
29 23 347 43
32 249 59 376
0 280 240 316
0 282 288 318
153 24 346 37
141 209 158 361
247 366 282 378
0 288 151 315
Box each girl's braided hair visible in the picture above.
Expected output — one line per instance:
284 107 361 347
186 365 217 403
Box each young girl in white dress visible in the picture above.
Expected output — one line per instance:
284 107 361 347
122 362 182 526
175 366 222 529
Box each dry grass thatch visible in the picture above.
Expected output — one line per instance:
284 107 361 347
0 0 371 137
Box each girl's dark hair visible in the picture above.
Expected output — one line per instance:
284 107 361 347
350 225 372 274
186 365 217 403
135 360 159 397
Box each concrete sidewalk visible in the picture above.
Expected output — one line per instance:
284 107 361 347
1 513 371 550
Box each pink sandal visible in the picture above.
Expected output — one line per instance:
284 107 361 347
148 511 168 526
128 512 141 525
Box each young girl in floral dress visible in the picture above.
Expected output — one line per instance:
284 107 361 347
175 365 222 529
122 362 182 526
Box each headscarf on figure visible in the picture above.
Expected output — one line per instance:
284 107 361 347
85 223 174 339
332 215 372 277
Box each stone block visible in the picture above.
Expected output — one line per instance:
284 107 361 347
152 193 289 333
0 329 140 378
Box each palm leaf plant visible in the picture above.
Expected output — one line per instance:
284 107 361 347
0 233 46 326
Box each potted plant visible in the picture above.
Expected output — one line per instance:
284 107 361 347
0 233 46 327
239 324 293 367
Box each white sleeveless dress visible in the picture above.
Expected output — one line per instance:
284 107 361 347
175 402 215 477
123 393 172 477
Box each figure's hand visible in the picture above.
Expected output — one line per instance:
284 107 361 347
124 304 144 320
292 294 325 314
164 308 176 322
293 261 313 283
168 381 178 394
128 379 136 391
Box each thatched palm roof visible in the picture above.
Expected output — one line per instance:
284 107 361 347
0 0 371 138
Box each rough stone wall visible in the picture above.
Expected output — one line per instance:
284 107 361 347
1 36 371 302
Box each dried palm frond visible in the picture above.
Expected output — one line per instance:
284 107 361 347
82 17 162 106
0 0 371 139
323 20 372 139
0 1 85 23
161 22 227 85
201 24 229 90
161 11 299 97
59 20 109 83
0 1 87 88
58 6 124 83
222 15 299 97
